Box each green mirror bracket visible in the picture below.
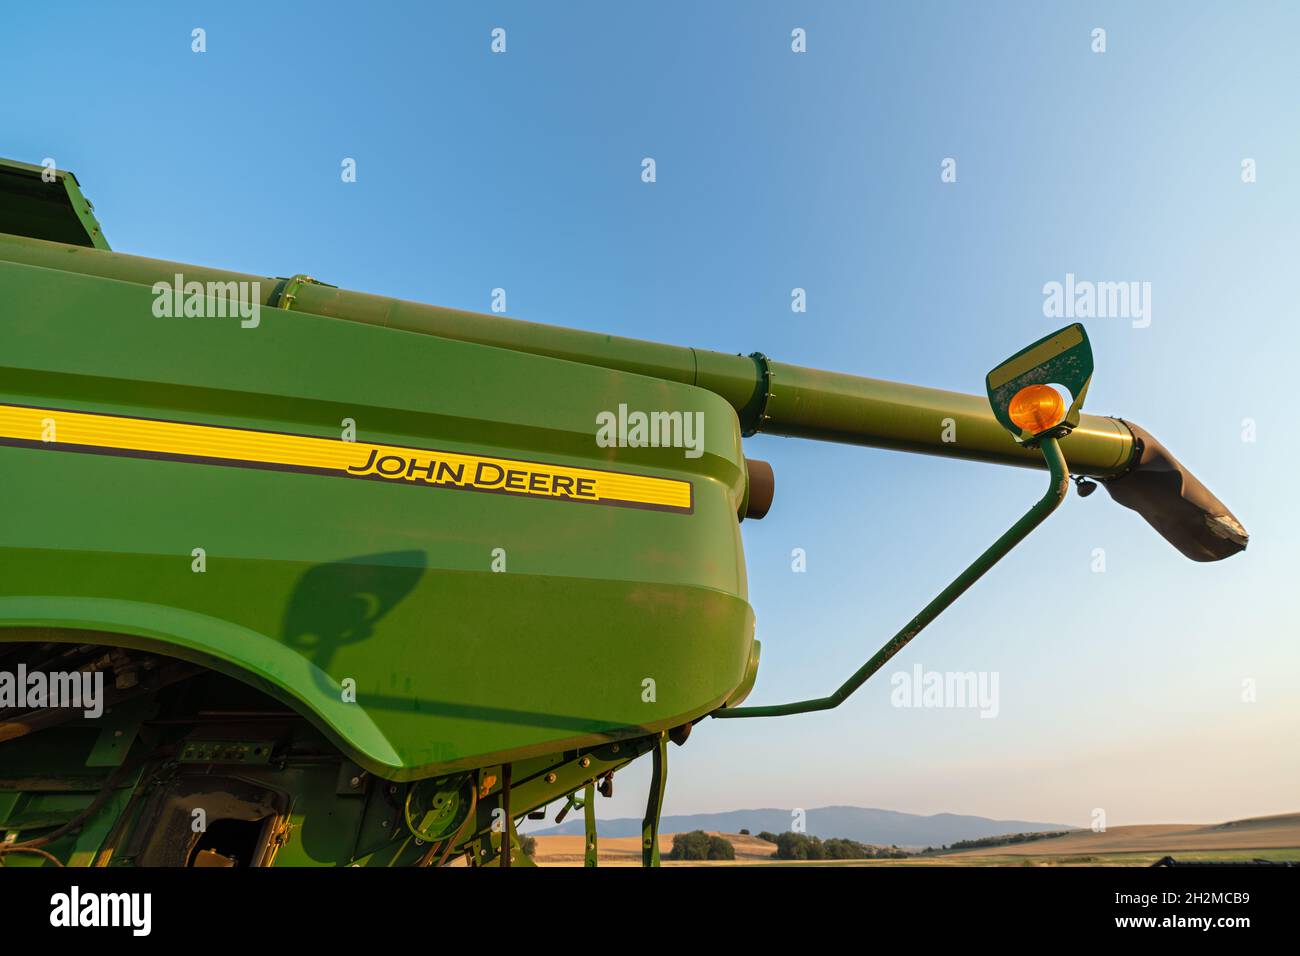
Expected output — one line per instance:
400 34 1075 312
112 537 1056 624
715 325 1094 722
713 435 1070 720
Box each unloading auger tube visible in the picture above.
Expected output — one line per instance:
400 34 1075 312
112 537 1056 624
0 231 1248 564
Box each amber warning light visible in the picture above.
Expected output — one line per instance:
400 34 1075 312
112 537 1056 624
1007 384 1066 435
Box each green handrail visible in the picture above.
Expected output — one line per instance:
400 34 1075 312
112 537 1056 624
714 436 1070 719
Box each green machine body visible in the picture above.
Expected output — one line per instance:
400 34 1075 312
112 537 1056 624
0 159 1246 868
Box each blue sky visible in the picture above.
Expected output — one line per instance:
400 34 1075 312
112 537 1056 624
3 1 1296 827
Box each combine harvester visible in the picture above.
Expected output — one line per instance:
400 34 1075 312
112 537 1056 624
0 159 1246 867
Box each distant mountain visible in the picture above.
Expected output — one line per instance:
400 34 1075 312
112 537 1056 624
536 806 1073 847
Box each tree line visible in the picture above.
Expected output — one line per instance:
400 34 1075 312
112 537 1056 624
754 831 910 860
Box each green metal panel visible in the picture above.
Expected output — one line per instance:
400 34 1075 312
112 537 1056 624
0 233 1135 477
0 259 755 780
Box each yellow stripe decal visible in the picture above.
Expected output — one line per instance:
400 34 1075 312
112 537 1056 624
0 404 693 514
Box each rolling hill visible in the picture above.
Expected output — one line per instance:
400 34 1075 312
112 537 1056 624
528 812 1300 866
942 812 1300 858
535 805 1071 847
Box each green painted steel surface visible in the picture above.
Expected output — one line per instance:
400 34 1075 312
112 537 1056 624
0 232 1137 477
0 257 755 779
0 227 1135 785
0 226 1136 789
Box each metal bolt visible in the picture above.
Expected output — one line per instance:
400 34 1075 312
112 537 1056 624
579 757 591 768
544 772 557 784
